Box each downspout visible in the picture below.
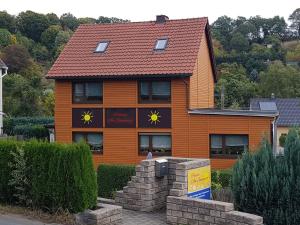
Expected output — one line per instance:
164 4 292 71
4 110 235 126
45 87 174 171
182 77 190 157
181 77 189 110
272 114 279 155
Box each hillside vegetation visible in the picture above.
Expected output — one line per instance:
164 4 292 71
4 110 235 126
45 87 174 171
0 9 299 116
0 11 128 116
211 8 300 108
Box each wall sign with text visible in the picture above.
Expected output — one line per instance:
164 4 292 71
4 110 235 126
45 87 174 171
187 165 211 200
72 108 103 128
138 108 171 128
105 108 136 128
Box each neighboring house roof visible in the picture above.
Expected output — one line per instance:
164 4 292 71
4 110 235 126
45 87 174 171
189 108 278 118
250 98 300 126
0 59 7 69
47 17 216 79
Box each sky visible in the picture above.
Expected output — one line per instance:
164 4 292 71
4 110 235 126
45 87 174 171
0 0 298 23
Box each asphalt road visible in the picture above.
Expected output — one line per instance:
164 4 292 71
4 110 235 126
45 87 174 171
0 214 61 225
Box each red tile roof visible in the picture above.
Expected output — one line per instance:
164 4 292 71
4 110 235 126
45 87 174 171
47 17 213 79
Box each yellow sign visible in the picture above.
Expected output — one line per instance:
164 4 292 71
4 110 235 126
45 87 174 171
188 165 211 194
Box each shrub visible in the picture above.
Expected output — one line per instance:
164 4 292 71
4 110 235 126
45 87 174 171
279 133 287 147
0 139 97 213
0 140 19 203
97 164 135 198
13 125 49 139
3 117 54 138
24 141 97 213
232 129 300 225
211 169 232 190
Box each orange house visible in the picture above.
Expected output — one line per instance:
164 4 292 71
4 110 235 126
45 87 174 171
47 15 277 169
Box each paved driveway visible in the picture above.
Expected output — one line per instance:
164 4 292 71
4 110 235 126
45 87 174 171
122 209 167 225
0 214 61 225
0 209 167 225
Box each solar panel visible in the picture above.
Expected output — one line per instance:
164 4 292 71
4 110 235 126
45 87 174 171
259 102 277 111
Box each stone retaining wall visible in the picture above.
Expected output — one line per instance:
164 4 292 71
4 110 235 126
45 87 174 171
115 157 209 212
166 196 263 225
75 203 122 225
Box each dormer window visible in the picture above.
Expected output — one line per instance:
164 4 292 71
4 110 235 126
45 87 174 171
154 38 168 50
95 41 109 53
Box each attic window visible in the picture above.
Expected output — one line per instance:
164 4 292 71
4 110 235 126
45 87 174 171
95 41 109 53
154 39 168 50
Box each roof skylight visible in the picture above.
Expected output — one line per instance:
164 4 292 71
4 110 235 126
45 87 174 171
95 41 109 53
154 39 168 50
259 102 277 111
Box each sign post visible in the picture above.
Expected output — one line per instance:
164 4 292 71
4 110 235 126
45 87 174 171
187 165 211 199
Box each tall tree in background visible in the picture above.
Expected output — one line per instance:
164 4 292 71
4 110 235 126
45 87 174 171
229 32 249 52
289 8 300 38
215 63 257 108
16 11 49 42
2 44 31 73
46 13 60 26
258 61 300 98
0 28 13 47
211 16 234 50
41 25 62 51
60 13 79 31
0 11 15 33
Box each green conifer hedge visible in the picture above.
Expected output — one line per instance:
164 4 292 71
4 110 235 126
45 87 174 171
0 140 97 213
232 129 300 225
0 140 19 202
97 164 135 198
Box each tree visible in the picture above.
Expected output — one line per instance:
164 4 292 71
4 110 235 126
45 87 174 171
3 73 43 116
53 30 72 58
78 17 97 24
229 32 249 52
41 25 61 50
41 90 55 116
211 16 234 49
60 13 79 31
269 16 287 38
16 11 49 42
0 28 13 47
232 129 300 225
0 11 16 33
31 43 49 62
2 44 31 73
289 8 300 38
236 21 258 41
15 32 34 51
46 13 60 26
258 61 300 98
215 63 257 108
97 16 129 24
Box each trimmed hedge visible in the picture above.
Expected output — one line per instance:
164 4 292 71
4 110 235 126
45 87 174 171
97 164 136 198
0 140 18 203
13 125 49 139
4 117 53 139
0 140 97 213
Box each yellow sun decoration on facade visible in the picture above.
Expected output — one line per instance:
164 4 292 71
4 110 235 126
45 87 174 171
81 111 94 124
148 110 161 124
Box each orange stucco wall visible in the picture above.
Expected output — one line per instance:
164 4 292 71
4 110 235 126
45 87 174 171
55 79 273 169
